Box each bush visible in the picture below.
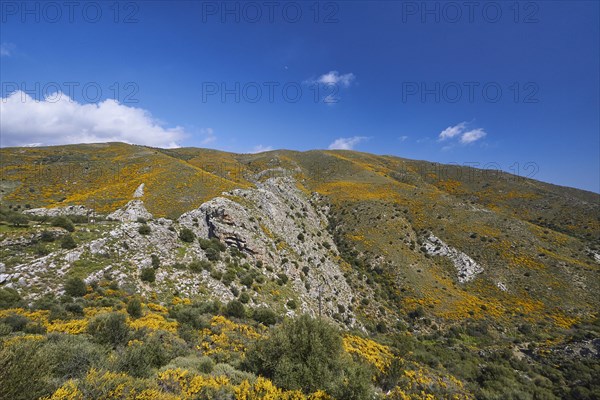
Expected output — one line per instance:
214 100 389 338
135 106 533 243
60 234 77 249
224 300 245 318
8 214 29 227
140 268 156 283
1 313 30 332
41 333 107 381
189 260 212 273
252 308 277 326
151 254 160 269
0 288 23 309
205 247 221 262
277 273 289 285
52 216 75 232
138 224 151 235
64 277 87 297
239 292 250 304
246 314 372 398
0 338 51 400
87 312 130 347
127 297 143 318
286 299 298 309
40 230 55 242
179 228 195 243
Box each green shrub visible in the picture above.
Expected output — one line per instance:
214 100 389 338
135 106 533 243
286 299 298 309
8 214 29 227
41 333 107 380
40 230 55 242
64 277 87 297
205 247 221 262
138 224 151 235
0 338 51 400
169 305 210 330
52 216 75 232
179 228 195 243
252 308 277 326
0 288 23 309
277 273 289 285
189 260 212 273
151 254 160 269
239 292 250 304
225 300 245 318
87 312 130 347
127 297 143 318
246 315 372 398
60 234 77 249
1 313 30 332
140 268 156 283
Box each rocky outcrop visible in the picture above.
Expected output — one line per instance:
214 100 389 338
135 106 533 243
422 234 483 283
107 200 153 222
24 205 95 218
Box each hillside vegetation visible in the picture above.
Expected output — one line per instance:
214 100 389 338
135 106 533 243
1 143 599 399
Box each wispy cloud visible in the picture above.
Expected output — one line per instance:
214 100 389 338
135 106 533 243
0 91 187 148
305 71 356 105
316 71 356 88
328 136 368 150
0 42 15 57
439 122 467 141
251 144 274 153
460 128 487 144
438 122 487 145
399 135 409 142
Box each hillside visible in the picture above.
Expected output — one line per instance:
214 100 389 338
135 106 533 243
1 142 599 399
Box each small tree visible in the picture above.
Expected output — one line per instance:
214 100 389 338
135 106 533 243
224 300 245 318
8 214 29 227
127 297 143 319
52 216 75 232
64 277 87 297
140 268 156 283
179 228 195 243
40 230 55 242
87 312 130 347
246 315 372 397
61 234 77 249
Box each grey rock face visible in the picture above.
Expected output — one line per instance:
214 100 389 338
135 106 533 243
107 200 153 222
422 234 483 283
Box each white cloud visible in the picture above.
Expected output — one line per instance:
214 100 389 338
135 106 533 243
460 128 487 144
0 91 189 148
438 122 467 141
317 71 356 88
399 135 408 142
251 145 274 153
0 42 15 57
328 136 367 150
438 122 487 145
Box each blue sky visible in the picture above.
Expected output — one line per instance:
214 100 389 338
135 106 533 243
1 1 598 192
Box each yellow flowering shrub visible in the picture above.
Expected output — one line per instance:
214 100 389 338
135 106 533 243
129 313 178 333
343 334 394 372
47 319 88 334
198 316 262 359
